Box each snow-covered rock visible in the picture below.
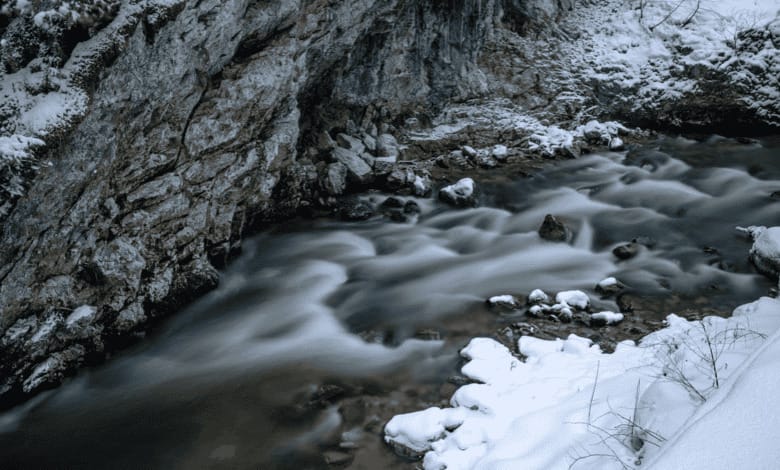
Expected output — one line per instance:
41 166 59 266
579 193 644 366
491 144 508 160
748 226 780 278
486 295 520 310
555 290 589 310
527 289 550 304
438 178 477 207
596 276 624 295
589 311 624 326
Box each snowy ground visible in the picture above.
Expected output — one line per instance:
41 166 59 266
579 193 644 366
557 0 780 124
385 227 780 469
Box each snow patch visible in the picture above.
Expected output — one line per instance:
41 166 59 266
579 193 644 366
386 296 780 469
555 289 590 310
66 305 96 326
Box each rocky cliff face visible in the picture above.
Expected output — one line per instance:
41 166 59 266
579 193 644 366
0 0 576 406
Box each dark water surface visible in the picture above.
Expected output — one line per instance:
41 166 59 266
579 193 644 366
1 136 779 469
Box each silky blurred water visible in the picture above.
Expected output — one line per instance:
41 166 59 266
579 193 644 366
1 136 778 469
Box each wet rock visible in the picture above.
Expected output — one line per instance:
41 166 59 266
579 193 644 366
613 242 640 260
633 236 657 248
538 214 568 242
380 196 404 209
387 211 408 223
380 197 414 223
403 200 421 214
439 178 476 207
339 199 374 221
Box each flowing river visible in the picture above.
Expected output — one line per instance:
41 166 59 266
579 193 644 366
1 136 779 469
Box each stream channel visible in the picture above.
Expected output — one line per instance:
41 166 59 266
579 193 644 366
1 136 779 469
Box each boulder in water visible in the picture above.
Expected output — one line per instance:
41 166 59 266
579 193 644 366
746 226 780 279
538 214 568 242
339 199 373 221
595 277 625 296
613 242 639 260
439 178 477 207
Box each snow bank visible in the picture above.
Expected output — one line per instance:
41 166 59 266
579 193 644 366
557 0 780 125
385 296 780 469
647 306 780 469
